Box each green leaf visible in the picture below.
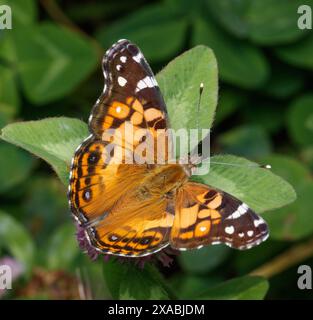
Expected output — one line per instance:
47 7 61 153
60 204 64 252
234 240 287 275
1 117 89 184
242 103 285 134
193 154 296 213
172 274 224 299
0 210 35 273
96 4 187 62
275 33 313 70
45 223 79 270
287 95 313 148
244 0 311 45
157 45 218 136
195 276 269 300
103 260 172 300
218 125 272 158
0 31 17 64
0 142 34 193
22 176 70 243
207 0 309 46
261 154 313 240
205 0 250 38
13 22 98 104
0 65 20 127
192 17 269 89
215 89 246 125
262 65 304 99
179 245 230 274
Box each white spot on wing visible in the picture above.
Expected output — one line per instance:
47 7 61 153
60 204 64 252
135 76 158 92
133 51 143 63
239 203 249 214
120 56 127 63
225 226 235 235
247 230 254 237
84 191 90 200
254 218 265 227
227 203 249 220
118 76 127 87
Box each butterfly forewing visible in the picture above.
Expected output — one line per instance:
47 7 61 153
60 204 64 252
68 39 177 256
89 39 170 137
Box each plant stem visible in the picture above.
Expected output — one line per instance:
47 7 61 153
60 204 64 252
250 237 313 278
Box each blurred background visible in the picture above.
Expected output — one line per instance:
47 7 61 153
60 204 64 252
0 0 313 299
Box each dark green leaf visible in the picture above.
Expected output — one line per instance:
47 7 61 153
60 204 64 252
262 65 304 99
215 89 246 125
195 276 269 300
14 23 98 104
287 95 313 147
103 260 172 300
0 142 34 193
22 176 69 244
205 0 250 38
275 33 313 70
192 17 269 89
218 125 272 158
244 0 311 45
45 223 79 270
0 210 35 273
179 245 230 274
96 4 186 62
0 65 20 127
172 274 224 299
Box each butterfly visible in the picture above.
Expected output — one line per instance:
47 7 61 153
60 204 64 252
68 39 269 258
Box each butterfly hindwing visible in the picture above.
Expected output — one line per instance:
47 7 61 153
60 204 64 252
170 182 269 250
85 192 175 257
68 136 148 224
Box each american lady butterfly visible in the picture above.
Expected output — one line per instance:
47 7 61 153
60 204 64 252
68 40 269 257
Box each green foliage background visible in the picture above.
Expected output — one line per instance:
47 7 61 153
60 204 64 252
0 0 312 300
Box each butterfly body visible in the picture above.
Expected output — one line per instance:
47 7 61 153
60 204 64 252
68 39 269 258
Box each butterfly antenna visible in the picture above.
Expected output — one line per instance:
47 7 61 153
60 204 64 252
209 161 272 169
195 83 204 159
196 83 204 133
